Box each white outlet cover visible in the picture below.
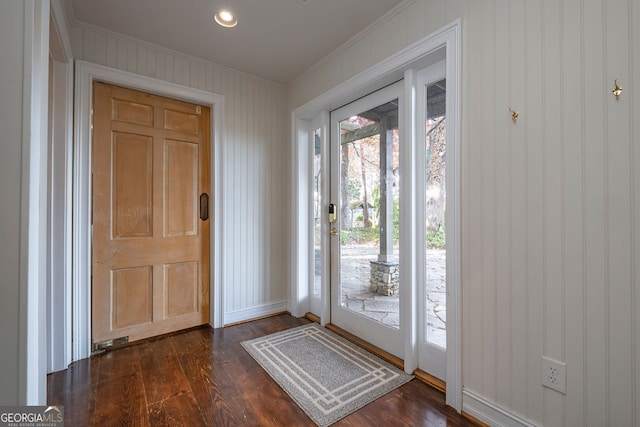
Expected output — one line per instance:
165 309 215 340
541 355 567 394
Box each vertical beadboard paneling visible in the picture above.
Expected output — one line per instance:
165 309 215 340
509 0 529 417
606 0 633 424
524 0 545 420
116 39 127 70
94 32 106 66
106 37 117 68
287 0 639 425
246 77 254 307
229 71 240 311
257 82 266 305
583 0 608 425
126 42 136 73
234 73 244 309
562 0 586 425
275 84 287 301
462 0 485 393
480 0 498 402
541 1 566 425
71 23 288 319
267 83 276 302
136 45 145 76
83 29 96 64
494 0 512 408
633 0 640 420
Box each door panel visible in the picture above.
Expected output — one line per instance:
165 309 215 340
112 267 153 329
417 61 447 380
112 132 153 238
164 139 199 236
165 261 198 317
330 81 403 358
92 82 210 345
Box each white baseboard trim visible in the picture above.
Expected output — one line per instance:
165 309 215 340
224 301 288 326
462 389 538 427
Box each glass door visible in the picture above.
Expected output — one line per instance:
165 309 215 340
418 61 448 379
330 82 403 358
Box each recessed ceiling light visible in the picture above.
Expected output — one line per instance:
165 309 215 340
214 9 237 28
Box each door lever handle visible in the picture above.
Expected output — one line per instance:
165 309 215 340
200 193 209 221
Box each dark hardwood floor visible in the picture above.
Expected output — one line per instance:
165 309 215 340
48 314 478 426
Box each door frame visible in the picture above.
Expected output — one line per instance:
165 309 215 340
416 60 449 380
47 0 74 375
291 20 461 410
72 60 225 361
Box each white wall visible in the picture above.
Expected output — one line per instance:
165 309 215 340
71 23 289 322
0 0 49 405
288 0 640 425
0 0 27 405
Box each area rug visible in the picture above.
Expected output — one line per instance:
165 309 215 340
241 323 413 426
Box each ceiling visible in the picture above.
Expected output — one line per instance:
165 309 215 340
69 0 406 84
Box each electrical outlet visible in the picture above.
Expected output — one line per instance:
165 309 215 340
541 356 566 394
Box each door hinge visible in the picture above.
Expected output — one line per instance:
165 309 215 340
92 336 129 353
196 105 202 115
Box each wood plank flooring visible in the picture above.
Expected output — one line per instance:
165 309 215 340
48 314 479 426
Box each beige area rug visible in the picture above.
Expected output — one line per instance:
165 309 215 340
241 323 413 426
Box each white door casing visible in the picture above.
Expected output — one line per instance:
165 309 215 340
73 61 225 361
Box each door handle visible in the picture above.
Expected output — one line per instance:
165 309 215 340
328 203 337 223
200 193 209 221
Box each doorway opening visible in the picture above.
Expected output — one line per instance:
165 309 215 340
72 61 224 361
91 82 211 347
292 20 461 409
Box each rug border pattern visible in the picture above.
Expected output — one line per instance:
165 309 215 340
241 323 413 426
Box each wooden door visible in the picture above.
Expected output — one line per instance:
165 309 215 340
92 82 210 346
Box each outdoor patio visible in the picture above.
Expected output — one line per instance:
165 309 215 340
339 244 446 348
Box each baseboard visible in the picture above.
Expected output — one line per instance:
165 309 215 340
304 312 321 324
224 301 288 326
413 369 446 394
462 390 538 427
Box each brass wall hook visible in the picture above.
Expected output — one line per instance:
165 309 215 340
613 80 623 100
509 108 519 124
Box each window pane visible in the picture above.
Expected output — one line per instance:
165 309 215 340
338 100 400 329
313 129 322 297
425 79 446 348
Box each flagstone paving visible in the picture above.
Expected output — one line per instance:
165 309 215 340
339 244 447 348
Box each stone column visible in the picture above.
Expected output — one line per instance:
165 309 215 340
378 116 394 263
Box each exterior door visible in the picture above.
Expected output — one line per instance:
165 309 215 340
330 81 403 358
417 61 449 380
92 82 210 346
